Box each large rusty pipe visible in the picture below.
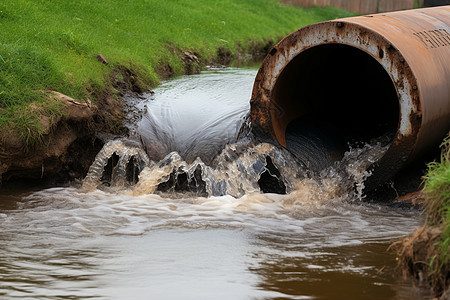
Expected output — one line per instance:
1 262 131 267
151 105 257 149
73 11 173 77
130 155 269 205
250 6 450 189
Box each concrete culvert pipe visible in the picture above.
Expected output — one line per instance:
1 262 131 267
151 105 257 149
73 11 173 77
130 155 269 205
250 6 450 190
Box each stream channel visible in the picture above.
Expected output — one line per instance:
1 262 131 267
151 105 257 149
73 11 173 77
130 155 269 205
0 68 430 299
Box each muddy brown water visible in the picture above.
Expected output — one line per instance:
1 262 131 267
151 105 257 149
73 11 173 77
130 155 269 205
0 68 431 299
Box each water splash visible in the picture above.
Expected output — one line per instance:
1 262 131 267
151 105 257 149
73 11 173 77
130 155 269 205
282 141 389 209
82 136 388 202
82 140 151 191
83 140 306 198
82 67 390 201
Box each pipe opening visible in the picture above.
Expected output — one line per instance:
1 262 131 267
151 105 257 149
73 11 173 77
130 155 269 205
271 44 399 168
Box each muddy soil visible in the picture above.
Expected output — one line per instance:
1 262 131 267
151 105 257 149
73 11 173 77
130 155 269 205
391 225 450 299
0 91 124 187
0 67 143 187
0 42 279 188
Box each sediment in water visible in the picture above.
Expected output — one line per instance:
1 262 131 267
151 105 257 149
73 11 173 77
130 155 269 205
80 132 393 208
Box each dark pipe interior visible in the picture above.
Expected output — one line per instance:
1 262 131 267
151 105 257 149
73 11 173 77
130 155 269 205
272 44 399 170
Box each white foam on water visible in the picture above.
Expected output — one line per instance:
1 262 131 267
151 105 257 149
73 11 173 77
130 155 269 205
0 143 423 300
4 179 419 248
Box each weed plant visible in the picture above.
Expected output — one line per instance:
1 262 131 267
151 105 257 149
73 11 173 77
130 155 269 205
0 0 353 143
423 135 450 270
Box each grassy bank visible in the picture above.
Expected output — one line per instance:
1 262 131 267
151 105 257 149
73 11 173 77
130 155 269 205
423 135 450 295
394 135 450 298
0 0 353 143
424 136 450 257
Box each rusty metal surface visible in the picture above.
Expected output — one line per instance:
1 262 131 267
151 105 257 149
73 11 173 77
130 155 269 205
250 6 450 189
281 0 416 14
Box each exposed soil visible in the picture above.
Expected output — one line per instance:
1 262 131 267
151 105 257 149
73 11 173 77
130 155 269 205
232 37 280 66
390 225 450 299
0 41 279 188
0 90 123 187
0 66 143 187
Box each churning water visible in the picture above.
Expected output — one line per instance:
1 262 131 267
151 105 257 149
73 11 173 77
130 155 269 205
0 68 429 299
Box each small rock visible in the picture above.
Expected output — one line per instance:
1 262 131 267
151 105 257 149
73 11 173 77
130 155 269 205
97 54 108 65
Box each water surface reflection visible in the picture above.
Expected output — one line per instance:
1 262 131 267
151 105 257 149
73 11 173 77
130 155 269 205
0 188 429 299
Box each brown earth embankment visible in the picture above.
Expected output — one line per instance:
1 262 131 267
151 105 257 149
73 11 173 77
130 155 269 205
0 42 276 187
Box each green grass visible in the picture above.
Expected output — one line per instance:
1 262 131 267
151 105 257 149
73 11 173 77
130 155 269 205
0 0 354 142
423 135 450 270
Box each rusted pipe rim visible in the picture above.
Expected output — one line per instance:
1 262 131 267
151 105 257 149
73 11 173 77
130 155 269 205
251 6 450 189
250 19 424 187
259 20 419 143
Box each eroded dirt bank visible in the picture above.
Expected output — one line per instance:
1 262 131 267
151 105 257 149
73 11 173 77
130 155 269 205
0 63 153 187
0 86 126 186
391 225 450 299
0 42 276 187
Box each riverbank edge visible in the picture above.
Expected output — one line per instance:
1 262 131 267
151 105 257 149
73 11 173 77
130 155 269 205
0 40 276 187
391 136 450 299
391 224 449 299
